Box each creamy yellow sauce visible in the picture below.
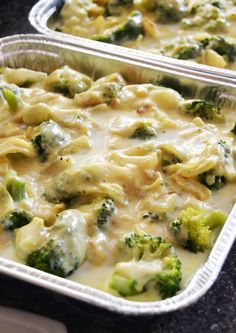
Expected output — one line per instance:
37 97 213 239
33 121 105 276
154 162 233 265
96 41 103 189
53 0 236 70
0 66 235 302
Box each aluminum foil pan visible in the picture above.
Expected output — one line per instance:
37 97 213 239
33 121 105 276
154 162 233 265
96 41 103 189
29 0 236 79
0 34 236 315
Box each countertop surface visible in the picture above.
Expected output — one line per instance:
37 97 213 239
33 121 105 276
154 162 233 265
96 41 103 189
0 1 236 332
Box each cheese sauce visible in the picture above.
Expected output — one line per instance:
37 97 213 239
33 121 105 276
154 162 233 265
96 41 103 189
0 66 235 302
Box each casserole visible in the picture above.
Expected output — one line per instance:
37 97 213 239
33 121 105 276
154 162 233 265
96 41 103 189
0 34 235 314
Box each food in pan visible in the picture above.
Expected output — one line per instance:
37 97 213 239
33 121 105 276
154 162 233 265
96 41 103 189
54 0 236 70
0 66 235 301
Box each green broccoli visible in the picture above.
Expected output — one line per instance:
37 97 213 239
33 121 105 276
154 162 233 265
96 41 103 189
102 83 124 103
0 83 19 97
109 233 182 298
180 99 224 121
6 173 26 201
26 209 88 277
130 123 156 140
160 38 202 60
2 88 23 112
32 120 68 162
93 11 144 45
198 170 226 191
3 88 18 111
155 0 187 23
181 1 226 33
174 43 202 60
0 208 32 231
96 197 115 229
170 207 227 253
112 11 143 42
45 66 92 98
162 35 236 65
201 36 236 63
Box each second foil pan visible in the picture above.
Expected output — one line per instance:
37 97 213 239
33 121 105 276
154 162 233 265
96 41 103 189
29 0 236 79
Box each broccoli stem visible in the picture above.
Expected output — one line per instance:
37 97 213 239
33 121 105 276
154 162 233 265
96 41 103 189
6 175 26 201
3 88 18 112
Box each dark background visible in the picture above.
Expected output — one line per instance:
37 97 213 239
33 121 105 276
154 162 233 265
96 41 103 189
0 1 235 332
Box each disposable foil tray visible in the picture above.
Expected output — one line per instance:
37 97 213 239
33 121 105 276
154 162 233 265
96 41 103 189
0 34 236 315
29 0 236 79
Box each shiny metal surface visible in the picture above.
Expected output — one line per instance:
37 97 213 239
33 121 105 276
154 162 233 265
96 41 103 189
29 0 236 79
0 34 236 315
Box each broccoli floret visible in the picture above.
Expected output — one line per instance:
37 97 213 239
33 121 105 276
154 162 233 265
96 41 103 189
155 0 187 23
202 36 236 63
169 39 202 60
198 170 226 191
32 120 68 162
96 197 115 229
180 99 224 121
45 66 92 98
107 0 133 15
130 123 156 140
175 43 202 60
109 233 182 298
113 11 143 42
170 207 227 253
26 210 87 277
102 83 124 103
27 239 78 277
0 208 32 231
182 1 226 33
6 173 26 201
93 11 144 45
